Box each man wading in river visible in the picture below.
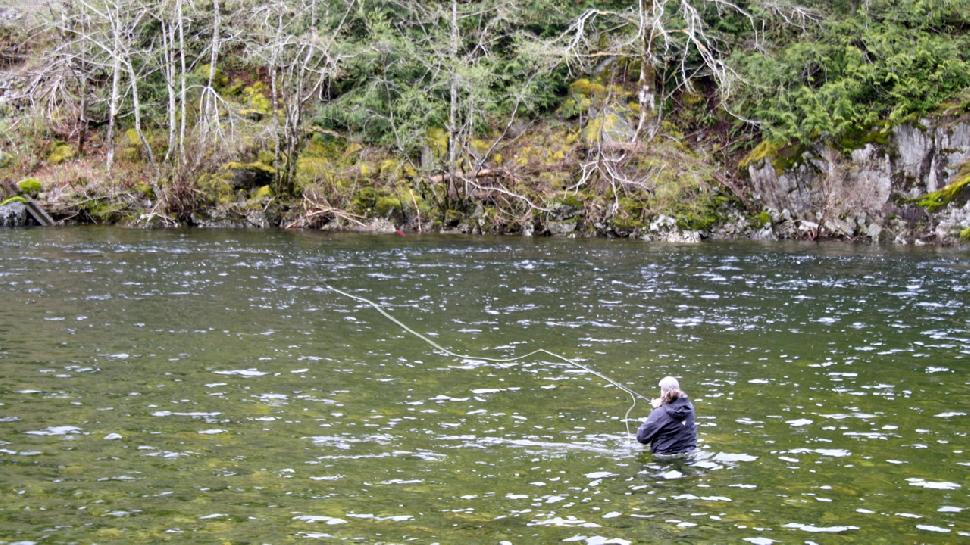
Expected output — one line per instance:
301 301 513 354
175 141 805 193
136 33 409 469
636 376 697 456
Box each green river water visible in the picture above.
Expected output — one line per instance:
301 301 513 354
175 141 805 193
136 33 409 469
0 228 967 544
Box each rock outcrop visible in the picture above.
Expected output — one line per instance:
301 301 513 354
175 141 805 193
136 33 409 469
0 202 27 227
746 115 970 244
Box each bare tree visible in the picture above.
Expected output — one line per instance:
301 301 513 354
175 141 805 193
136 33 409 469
249 0 353 195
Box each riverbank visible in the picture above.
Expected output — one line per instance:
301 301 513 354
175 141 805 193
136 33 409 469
2 133 968 245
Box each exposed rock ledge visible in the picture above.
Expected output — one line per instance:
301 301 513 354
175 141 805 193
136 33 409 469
746 114 970 244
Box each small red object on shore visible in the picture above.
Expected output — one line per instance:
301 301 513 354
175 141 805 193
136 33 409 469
395 229 406 237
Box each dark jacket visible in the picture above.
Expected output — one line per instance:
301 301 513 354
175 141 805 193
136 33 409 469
636 395 697 454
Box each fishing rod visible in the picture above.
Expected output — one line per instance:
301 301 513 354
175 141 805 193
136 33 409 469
320 283 651 437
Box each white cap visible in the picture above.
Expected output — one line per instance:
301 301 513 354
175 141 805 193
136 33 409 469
658 376 680 392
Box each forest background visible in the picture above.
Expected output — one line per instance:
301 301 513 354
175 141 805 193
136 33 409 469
1 0 968 239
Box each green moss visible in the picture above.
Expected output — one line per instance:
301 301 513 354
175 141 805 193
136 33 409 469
194 64 229 89
739 140 780 170
916 163 970 211
351 187 379 214
836 125 891 153
611 216 643 231
569 78 607 98
304 133 347 160
583 111 628 144
83 199 126 223
0 151 12 169
739 139 808 174
197 173 235 205
47 143 76 164
17 177 42 197
1 195 27 206
675 210 718 231
251 185 272 200
960 227 970 242
295 156 331 190
240 83 271 120
553 193 584 210
224 161 276 177
427 128 448 158
610 197 645 230
134 182 154 198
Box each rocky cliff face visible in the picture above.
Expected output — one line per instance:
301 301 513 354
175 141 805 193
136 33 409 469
747 115 970 244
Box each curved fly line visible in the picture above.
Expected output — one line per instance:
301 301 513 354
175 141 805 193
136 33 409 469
322 283 650 438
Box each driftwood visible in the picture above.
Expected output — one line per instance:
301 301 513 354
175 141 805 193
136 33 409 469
24 200 55 226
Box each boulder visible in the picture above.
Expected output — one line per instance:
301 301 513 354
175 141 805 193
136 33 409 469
546 220 577 237
0 202 27 227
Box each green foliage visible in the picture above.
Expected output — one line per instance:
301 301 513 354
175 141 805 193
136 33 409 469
83 199 126 224
374 196 402 216
731 0 970 146
351 187 380 214
960 226 970 242
17 177 42 197
194 64 229 89
47 143 76 165
753 210 772 228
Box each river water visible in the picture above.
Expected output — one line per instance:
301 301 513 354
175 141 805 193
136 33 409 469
0 228 967 544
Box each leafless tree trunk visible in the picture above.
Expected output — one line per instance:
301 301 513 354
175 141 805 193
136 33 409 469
176 0 187 166
199 0 222 145
447 0 460 202
105 15 121 170
252 0 350 195
160 18 177 163
124 53 157 175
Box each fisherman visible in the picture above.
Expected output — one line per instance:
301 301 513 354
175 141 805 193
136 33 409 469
636 376 697 455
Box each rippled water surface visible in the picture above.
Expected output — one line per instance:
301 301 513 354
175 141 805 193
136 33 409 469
1 228 968 544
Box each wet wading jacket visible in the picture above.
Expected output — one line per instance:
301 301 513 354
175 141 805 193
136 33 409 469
636 395 697 454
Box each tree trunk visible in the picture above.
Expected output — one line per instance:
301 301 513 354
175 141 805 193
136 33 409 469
162 21 177 163
634 0 658 142
201 0 221 144
105 23 121 171
126 58 158 176
177 0 187 166
447 0 459 203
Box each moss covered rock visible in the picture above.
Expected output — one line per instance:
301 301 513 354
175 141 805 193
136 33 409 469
47 143 76 164
1 195 27 206
224 161 276 190
16 177 42 197
917 164 970 212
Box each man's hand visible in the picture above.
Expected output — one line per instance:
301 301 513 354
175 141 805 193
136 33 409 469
651 397 662 408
